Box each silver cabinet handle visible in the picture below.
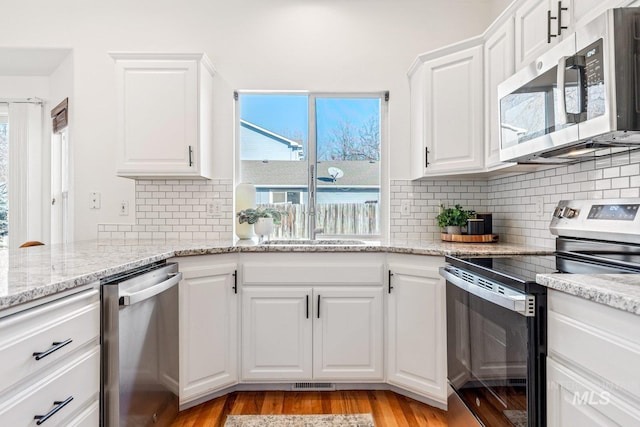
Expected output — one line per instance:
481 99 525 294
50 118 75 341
119 272 182 306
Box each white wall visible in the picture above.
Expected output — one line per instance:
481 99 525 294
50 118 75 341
0 0 507 240
48 52 74 242
0 76 49 99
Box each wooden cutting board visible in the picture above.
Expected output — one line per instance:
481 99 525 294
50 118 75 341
440 233 499 243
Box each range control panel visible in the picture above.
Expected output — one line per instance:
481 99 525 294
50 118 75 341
549 199 640 244
587 204 639 220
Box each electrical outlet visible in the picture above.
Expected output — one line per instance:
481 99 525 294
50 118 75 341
206 200 223 217
90 192 101 209
401 200 411 216
533 196 545 219
120 201 129 216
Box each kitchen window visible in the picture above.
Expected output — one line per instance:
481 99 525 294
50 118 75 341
0 107 7 247
237 92 386 239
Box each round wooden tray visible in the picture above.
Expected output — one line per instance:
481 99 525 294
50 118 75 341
440 233 499 243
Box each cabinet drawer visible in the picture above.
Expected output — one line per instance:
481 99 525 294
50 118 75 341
0 290 99 394
0 346 100 426
548 290 640 401
66 400 99 427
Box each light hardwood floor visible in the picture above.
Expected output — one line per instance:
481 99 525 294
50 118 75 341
172 390 447 427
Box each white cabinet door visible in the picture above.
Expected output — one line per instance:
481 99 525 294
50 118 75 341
571 0 622 30
412 44 484 177
547 358 640 426
312 287 383 380
242 287 313 380
179 258 238 403
484 17 516 170
386 261 446 403
515 0 560 69
515 0 625 70
112 53 214 179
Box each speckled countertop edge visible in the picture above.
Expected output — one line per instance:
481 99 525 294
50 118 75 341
537 273 640 316
0 239 552 312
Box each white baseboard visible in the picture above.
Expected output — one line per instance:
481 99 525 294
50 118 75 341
179 382 447 412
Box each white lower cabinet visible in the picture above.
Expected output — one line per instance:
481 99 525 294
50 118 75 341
547 358 640 426
313 287 383 380
240 253 385 383
241 286 384 382
547 289 640 426
0 288 100 426
386 255 447 403
177 255 238 404
242 287 313 380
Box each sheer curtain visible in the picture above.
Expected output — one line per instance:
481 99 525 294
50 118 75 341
8 103 43 248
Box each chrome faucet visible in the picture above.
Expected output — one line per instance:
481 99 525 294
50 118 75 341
311 226 324 240
307 164 323 240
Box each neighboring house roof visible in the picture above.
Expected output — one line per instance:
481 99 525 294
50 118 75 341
241 120 303 151
241 160 380 187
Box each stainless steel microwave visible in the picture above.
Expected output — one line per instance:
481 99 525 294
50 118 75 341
498 8 640 164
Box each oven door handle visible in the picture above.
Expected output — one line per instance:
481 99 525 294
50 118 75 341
439 267 535 317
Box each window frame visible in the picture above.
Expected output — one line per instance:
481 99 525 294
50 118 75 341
234 90 389 240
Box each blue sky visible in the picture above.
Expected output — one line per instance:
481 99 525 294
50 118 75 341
240 94 379 158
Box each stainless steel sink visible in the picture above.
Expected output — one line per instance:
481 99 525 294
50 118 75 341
259 239 368 246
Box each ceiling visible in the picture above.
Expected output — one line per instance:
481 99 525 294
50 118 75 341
0 48 71 76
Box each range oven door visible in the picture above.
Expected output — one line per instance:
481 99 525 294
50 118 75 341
441 267 543 427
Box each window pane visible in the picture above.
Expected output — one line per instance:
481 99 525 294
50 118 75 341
0 114 7 247
315 97 380 236
239 94 309 238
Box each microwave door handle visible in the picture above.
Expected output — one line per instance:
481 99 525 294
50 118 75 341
557 55 568 125
570 56 588 120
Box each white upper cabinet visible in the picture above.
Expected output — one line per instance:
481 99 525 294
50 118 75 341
484 17 516 170
111 52 215 179
409 40 484 178
515 0 623 71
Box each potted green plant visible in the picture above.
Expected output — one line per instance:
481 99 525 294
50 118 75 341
237 207 288 238
436 204 475 235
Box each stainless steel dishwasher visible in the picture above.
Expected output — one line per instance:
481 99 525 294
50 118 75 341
101 261 182 427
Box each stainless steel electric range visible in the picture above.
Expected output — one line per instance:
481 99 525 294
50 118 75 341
440 199 640 427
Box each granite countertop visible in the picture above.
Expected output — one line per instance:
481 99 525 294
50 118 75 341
0 238 552 312
537 273 640 316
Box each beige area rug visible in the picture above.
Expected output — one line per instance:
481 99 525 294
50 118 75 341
224 413 375 427
503 409 527 427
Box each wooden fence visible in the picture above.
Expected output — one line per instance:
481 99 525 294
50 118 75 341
258 202 379 238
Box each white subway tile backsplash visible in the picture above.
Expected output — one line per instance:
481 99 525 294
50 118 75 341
391 153 640 249
97 178 233 241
